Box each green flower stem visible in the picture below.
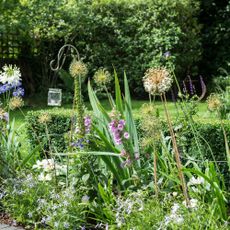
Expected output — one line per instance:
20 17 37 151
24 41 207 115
161 93 190 206
74 75 85 136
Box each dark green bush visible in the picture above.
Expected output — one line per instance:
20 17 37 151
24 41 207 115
72 0 202 95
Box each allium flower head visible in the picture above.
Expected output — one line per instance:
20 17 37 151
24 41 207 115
143 67 173 95
0 64 21 85
93 67 111 87
38 113 51 124
9 97 24 110
69 59 88 78
207 93 222 112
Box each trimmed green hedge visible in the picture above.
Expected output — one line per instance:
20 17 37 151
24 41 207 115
25 109 72 153
26 110 230 188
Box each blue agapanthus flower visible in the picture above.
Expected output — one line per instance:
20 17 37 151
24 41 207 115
13 87 25 97
0 83 12 94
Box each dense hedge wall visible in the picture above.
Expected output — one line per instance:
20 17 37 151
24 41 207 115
25 109 72 153
26 109 230 188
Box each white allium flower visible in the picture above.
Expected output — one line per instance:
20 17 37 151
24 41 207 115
143 67 173 95
0 64 21 85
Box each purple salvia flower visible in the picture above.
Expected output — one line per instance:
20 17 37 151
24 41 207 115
188 75 194 95
182 80 187 94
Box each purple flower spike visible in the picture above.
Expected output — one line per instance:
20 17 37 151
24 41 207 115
117 123 124 131
188 76 194 95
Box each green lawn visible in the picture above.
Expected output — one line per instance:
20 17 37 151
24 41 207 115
11 99 213 129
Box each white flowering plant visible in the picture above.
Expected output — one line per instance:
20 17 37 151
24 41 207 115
0 64 25 110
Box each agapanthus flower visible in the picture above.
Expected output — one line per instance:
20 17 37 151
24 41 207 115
9 97 24 110
13 87 25 97
69 59 88 77
0 64 21 85
0 83 12 94
93 67 111 87
143 67 173 95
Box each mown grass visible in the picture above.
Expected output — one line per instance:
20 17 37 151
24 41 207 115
11 99 212 129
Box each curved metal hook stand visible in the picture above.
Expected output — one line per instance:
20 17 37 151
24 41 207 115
50 44 80 72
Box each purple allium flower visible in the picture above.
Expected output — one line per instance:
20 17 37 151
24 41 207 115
123 132 130 139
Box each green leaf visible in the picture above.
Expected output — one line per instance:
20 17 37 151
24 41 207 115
114 69 123 115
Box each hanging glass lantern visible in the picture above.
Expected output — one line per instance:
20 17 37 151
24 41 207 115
48 88 62 106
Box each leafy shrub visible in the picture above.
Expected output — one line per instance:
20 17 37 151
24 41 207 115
72 0 201 95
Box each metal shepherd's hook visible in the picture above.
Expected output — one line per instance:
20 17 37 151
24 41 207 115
50 44 80 72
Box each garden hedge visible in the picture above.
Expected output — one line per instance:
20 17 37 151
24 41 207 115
26 109 230 188
25 109 72 154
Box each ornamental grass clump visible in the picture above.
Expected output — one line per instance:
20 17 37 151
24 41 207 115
143 67 190 205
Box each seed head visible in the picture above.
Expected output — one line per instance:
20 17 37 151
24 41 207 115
9 97 24 110
93 67 111 87
207 93 222 112
38 113 52 124
69 59 88 78
143 67 173 95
